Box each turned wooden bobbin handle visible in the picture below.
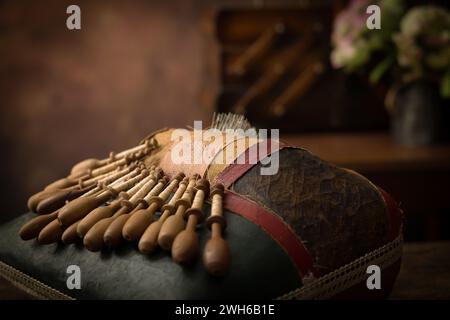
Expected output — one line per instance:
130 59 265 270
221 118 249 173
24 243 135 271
88 157 127 178
104 169 148 197
171 179 210 265
74 167 143 237
19 211 59 241
80 163 135 188
177 174 200 208
94 166 140 193
43 177 79 191
122 174 178 242
77 199 122 238
69 139 154 176
81 168 147 251
70 158 107 176
157 175 199 250
26 166 131 213
154 173 185 204
79 169 150 251
56 168 134 225
161 176 189 213
115 169 163 219
206 184 227 231
23 185 108 242
37 219 65 244
103 172 167 247
138 176 188 254
83 216 115 251
35 184 96 215
61 221 82 244
183 179 210 221
118 168 159 207
87 147 146 178
121 174 170 216
57 169 146 227
135 173 171 209
203 183 230 277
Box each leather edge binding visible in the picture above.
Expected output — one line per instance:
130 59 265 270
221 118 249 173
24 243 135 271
223 190 316 280
215 139 288 188
377 188 403 242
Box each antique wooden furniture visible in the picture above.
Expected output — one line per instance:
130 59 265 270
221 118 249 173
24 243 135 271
201 1 388 132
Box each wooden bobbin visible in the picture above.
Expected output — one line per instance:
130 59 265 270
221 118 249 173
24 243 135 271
76 199 122 238
87 166 135 192
171 179 210 265
79 169 158 242
71 169 139 238
20 187 107 242
28 181 86 213
27 166 133 213
157 174 199 250
37 219 65 244
77 169 116 188
100 165 141 190
118 169 157 203
77 164 139 200
203 183 230 277
85 164 139 189
43 177 80 191
47 162 118 190
70 158 107 176
58 169 147 227
61 220 83 244
19 211 59 241
139 176 189 254
104 172 170 247
206 184 227 231
36 184 96 215
67 143 149 180
87 147 147 178
83 171 163 251
115 139 151 159
27 189 62 213
122 173 184 242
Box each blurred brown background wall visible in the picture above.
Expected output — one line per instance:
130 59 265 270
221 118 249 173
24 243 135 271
0 0 208 222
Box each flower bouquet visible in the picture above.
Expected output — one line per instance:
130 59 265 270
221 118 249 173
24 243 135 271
331 0 450 145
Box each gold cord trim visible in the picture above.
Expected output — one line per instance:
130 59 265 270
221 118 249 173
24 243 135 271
278 231 403 300
0 260 74 300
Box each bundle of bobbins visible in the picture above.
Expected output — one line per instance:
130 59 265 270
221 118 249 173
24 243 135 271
14 113 405 299
19 143 231 276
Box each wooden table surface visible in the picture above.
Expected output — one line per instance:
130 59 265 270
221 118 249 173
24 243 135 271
1 241 449 299
390 241 450 300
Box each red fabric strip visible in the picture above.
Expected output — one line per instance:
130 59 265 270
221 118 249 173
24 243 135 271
378 188 403 241
216 139 285 188
223 190 316 279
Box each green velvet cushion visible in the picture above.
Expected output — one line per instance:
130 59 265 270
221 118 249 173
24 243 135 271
0 207 301 299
